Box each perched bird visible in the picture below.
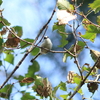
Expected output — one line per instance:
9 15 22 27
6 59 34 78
31 36 52 62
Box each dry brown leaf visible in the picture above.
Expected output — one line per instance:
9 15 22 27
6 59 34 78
20 77 34 83
5 33 20 48
0 27 7 35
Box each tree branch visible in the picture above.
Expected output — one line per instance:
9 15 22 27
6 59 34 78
0 2 56 89
68 56 100 100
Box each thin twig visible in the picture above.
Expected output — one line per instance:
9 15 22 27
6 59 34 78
68 56 100 100
75 11 100 28
0 2 56 89
1 21 32 45
72 20 83 79
73 41 83 79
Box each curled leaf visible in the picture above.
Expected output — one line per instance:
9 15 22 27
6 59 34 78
4 32 20 48
19 77 34 83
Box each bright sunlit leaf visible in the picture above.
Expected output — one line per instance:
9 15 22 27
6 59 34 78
59 81 67 91
57 0 73 10
4 53 14 64
57 10 77 25
97 16 100 25
20 38 33 49
53 22 65 32
60 94 68 99
82 21 100 42
89 0 100 13
31 47 40 56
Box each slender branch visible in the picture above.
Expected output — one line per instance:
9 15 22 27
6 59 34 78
71 20 83 79
1 21 32 45
75 11 100 28
68 56 100 100
0 3 56 89
73 41 83 79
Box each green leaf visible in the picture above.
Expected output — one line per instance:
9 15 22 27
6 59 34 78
0 23 4 29
82 66 91 72
60 94 68 99
74 87 83 95
89 0 100 13
97 16 100 25
25 61 40 77
82 32 96 42
59 81 67 91
73 75 81 84
0 0 3 5
57 0 73 10
4 53 14 64
34 77 43 86
53 85 60 96
21 93 35 100
14 75 25 86
0 84 12 99
77 41 85 52
0 60 2 66
0 37 3 53
0 17 11 26
20 38 33 49
81 24 100 42
53 22 65 32
63 41 85 62
31 47 40 56
12 26 23 37
58 34 68 47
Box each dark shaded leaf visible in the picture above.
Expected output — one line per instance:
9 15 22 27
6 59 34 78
12 26 23 37
21 93 36 100
0 17 11 26
0 84 12 99
25 61 40 77
0 0 3 5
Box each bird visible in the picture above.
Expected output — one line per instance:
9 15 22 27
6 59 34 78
31 36 52 62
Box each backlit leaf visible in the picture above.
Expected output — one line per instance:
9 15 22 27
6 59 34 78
12 26 23 37
4 53 14 64
57 10 77 25
57 0 73 10
20 38 33 49
89 0 100 13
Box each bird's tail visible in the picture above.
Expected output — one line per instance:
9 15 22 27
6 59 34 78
30 53 41 62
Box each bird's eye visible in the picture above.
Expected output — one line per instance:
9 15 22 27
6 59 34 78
44 36 48 39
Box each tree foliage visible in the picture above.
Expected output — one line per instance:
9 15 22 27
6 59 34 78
0 0 100 100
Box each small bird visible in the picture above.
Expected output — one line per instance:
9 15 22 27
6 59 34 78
31 36 52 62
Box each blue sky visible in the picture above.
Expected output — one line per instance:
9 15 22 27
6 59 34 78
1 0 100 100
